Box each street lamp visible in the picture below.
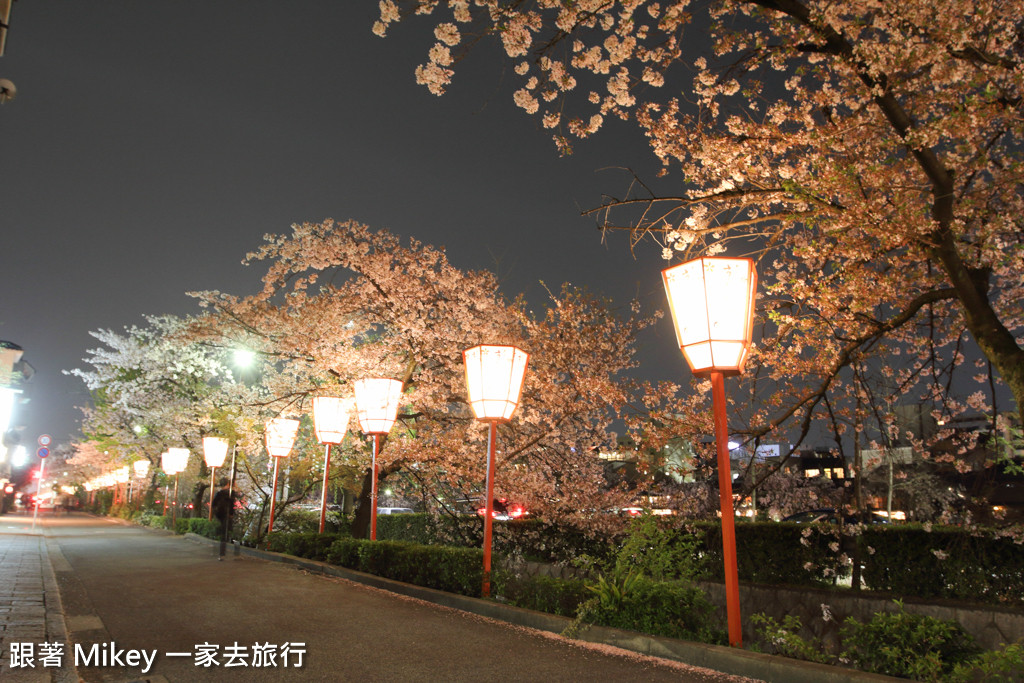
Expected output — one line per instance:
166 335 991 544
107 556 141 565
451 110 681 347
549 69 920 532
353 378 403 541
165 448 190 529
312 396 353 534
265 417 299 534
663 255 756 648
131 459 150 505
463 344 529 598
114 466 130 506
202 437 229 521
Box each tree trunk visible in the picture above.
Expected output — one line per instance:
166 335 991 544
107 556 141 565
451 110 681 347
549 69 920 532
351 467 374 539
351 464 400 539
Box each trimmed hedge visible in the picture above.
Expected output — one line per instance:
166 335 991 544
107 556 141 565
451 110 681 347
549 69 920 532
326 537 483 596
175 517 221 538
244 515 1024 606
137 514 172 529
376 514 613 565
861 525 1024 604
694 521 844 586
265 531 347 561
498 574 590 616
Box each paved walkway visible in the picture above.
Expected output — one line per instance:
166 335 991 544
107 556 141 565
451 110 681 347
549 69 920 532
0 512 76 683
5 513 767 683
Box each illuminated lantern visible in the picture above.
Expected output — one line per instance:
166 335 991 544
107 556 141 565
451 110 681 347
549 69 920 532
265 418 300 533
354 379 403 434
312 396 353 533
462 344 529 421
354 379 403 541
313 397 352 445
202 436 230 521
662 256 756 376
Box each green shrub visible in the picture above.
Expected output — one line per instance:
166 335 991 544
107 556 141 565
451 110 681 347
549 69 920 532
136 513 171 529
584 576 725 644
840 601 982 681
326 537 363 568
614 515 702 581
750 613 831 664
184 518 221 539
497 574 589 617
950 641 1024 682
322 536 483 596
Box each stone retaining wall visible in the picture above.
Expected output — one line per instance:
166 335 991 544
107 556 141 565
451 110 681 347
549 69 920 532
700 581 1022 652
513 560 1022 651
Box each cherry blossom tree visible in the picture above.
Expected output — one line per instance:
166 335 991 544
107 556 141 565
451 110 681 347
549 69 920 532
191 219 652 537
68 315 250 511
377 1 1024 480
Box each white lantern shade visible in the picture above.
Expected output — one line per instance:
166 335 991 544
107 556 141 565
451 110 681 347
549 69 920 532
133 460 150 478
202 436 230 468
115 466 130 484
313 396 353 444
167 447 190 474
159 451 176 475
353 378 403 434
662 256 757 377
463 344 529 421
265 418 300 457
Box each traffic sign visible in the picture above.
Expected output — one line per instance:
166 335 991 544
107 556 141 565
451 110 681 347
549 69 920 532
37 447 50 459
38 434 51 446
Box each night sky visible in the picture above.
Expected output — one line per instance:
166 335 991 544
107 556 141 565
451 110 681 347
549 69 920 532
0 2 679 450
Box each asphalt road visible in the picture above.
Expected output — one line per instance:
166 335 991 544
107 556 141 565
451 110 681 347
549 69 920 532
43 514 758 683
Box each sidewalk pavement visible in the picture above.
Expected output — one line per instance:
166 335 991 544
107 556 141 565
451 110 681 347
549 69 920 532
0 512 77 683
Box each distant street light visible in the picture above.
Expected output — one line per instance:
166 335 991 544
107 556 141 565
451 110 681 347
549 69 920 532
265 418 299 534
463 344 529 598
663 256 756 648
233 349 256 368
202 437 229 521
312 396 353 534
353 378 403 541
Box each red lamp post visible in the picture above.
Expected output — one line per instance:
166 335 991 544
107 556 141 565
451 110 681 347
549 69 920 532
265 418 300 534
353 378 403 541
463 343 529 598
202 437 229 520
663 256 756 648
312 396 353 533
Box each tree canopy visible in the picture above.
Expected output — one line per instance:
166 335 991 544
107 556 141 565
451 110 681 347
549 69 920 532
379 0 1024 466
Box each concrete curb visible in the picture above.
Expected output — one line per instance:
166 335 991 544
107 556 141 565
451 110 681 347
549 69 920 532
182 532 900 683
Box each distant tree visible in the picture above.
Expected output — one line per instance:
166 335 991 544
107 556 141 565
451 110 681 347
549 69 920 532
68 315 247 513
379 1 1024 463
192 219 650 537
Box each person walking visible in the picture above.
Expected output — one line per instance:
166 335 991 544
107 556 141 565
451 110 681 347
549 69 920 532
211 478 235 560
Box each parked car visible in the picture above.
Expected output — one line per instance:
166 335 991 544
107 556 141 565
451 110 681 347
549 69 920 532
376 507 414 515
475 498 528 521
782 508 890 524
